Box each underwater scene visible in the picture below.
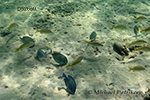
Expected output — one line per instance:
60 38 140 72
1 0 150 100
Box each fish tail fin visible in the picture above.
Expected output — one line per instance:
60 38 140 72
48 48 52 54
128 67 132 72
134 47 137 51
140 28 144 32
110 25 113 29
15 48 19 52
71 65 74 67
134 19 137 22
35 29 39 33
66 63 70 68
84 40 88 43
126 43 130 47
134 19 136 22
62 73 67 78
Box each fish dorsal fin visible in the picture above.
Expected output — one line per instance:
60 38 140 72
62 73 67 78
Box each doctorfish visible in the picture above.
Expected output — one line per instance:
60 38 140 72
48 51 68 66
35 49 47 59
58 73 76 96
62 73 76 95
90 31 97 42
15 41 34 52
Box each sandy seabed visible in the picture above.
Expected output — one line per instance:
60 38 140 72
0 0 150 100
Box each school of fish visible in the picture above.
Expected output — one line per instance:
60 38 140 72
1 1 150 96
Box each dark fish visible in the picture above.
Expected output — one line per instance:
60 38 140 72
86 31 97 49
141 1 150 6
35 49 47 60
1 31 11 37
19 36 35 48
59 73 76 95
134 25 139 38
5 34 17 44
48 51 68 66
90 31 97 42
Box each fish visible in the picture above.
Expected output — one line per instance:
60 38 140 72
19 36 35 48
140 27 150 32
141 1 150 6
90 31 97 42
15 41 34 52
128 66 146 72
35 49 47 60
59 73 76 95
1 31 12 37
126 40 147 47
85 31 97 49
129 12 150 16
110 25 127 29
35 29 52 33
48 51 68 66
84 40 103 46
134 46 150 52
5 34 17 44
8 23 18 31
66 56 83 68
134 25 139 38
134 16 147 22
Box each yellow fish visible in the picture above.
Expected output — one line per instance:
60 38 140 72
66 56 83 68
128 66 146 72
134 16 147 22
8 23 18 31
134 46 150 52
35 29 52 33
140 27 150 32
15 41 34 52
110 25 127 29
84 40 103 46
126 40 147 47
